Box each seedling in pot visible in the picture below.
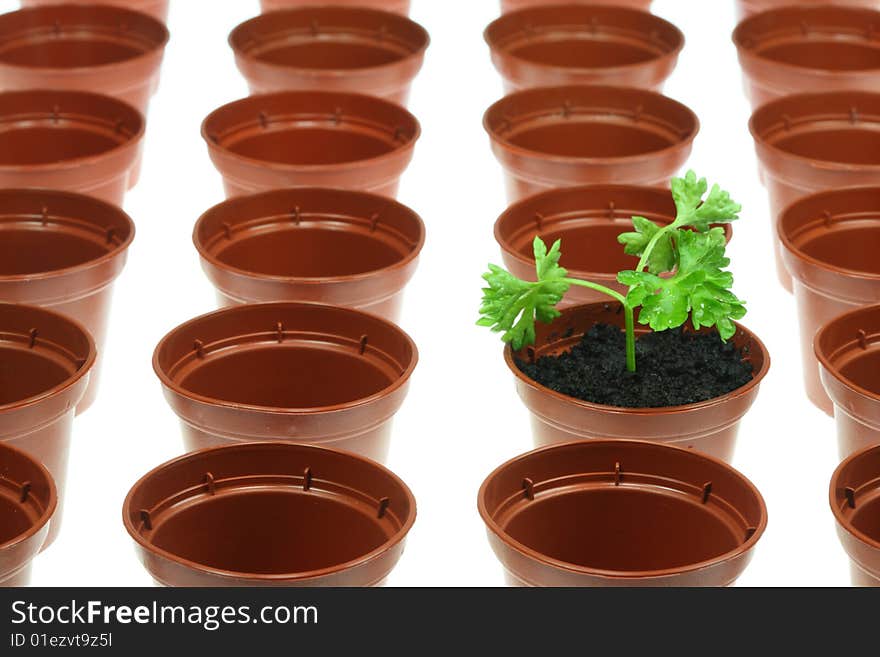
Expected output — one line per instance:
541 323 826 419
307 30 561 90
478 170 745 373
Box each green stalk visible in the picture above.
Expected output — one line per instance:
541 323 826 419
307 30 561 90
565 279 636 373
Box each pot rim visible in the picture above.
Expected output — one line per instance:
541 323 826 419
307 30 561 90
0 302 96 413
477 438 768 580
152 301 418 415
0 441 57 554
484 4 684 76
0 4 169 76
0 187 135 283
193 187 425 285
829 443 880 551
200 90 421 173
122 441 417 583
503 301 770 416
483 84 699 165
814 303 880 403
229 6 430 77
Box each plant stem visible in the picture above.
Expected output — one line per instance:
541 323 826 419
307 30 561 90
564 279 636 373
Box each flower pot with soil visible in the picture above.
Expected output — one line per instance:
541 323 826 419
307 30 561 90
0 442 56 587
484 85 698 203
816 304 880 459
494 184 732 308
194 188 424 320
0 90 144 205
750 90 880 291
0 303 96 548
779 187 880 417
735 0 880 23
0 189 134 413
124 442 415 587
0 5 169 117
230 7 429 106
20 0 170 23
202 91 419 199
486 4 683 94
734 6 880 110
479 439 767 586
479 172 769 462
830 443 880 585
501 0 653 13
261 0 411 16
153 302 417 464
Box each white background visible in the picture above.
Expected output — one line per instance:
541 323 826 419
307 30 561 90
9 0 848 587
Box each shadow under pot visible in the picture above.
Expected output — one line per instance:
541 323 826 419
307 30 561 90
485 4 683 94
202 91 419 199
749 90 880 292
20 0 170 23
830 443 880 586
779 187 880 417
501 0 653 13
734 6 880 111
484 85 698 203
0 303 95 549
734 0 880 23
123 442 416 587
261 0 411 16
194 188 424 321
0 189 134 414
0 442 56 587
0 90 144 205
495 184 732 308
505 302 770 464
0 5 168 117
153 302 417 464
478 439 767 586
816 304 880 460
230 7 429 106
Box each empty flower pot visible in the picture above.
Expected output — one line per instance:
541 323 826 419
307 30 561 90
0 189 134 414
230 7 429 106
735 0 880 23
123 442 416 587
194 188 424 320
202 91 419 199
0 442 56 587
0 5 169 117
484 85 698 203
501 0 653 13
486 4 683 94
20 0 170 23
505 302 770 463
816 304 880 459
261 0 411 16
478 439 767 586
750 91 880 292
0 303 96 548
779 187 880 417
0 90 144 205
830 443 880 585
153 302 417 464
494 184 732 308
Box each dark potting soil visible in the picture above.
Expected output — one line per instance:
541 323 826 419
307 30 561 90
516 324 754 408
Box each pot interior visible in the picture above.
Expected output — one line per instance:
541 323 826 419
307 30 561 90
0 344 74 404
225 125 397 165
772 127 880 166
832 445 880 547
0 445 54 547
816 305 880 397
506 118 675 157
757 40 880 70
796 223 880 274
0 125 124 165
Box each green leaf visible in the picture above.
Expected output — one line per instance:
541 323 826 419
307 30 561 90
671 170 707 219
670 170 741 232
617 216 675 274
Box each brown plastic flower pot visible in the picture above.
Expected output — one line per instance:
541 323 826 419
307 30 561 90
505 302 770 463
735 0 880 23
20 0 170 23
494 184 732 308
123 442 416 587
153 302 417 464
816 304 880 459
194 188 424 321
478 439 767 586
261 0 411 16
484 85 698 203
734 6 880 111
0 5 168 117
202 91 419 199
830 443 880 585
0 189 134 414
750 91 880 292
0 90 144 205
485 5 683 95
230 7 429 106
779 187 880 417
501 0 653 13
0 442 56 587
0 303 96 549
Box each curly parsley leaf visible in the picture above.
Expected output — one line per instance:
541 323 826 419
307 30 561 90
671 170 741 232
617 216 676 274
